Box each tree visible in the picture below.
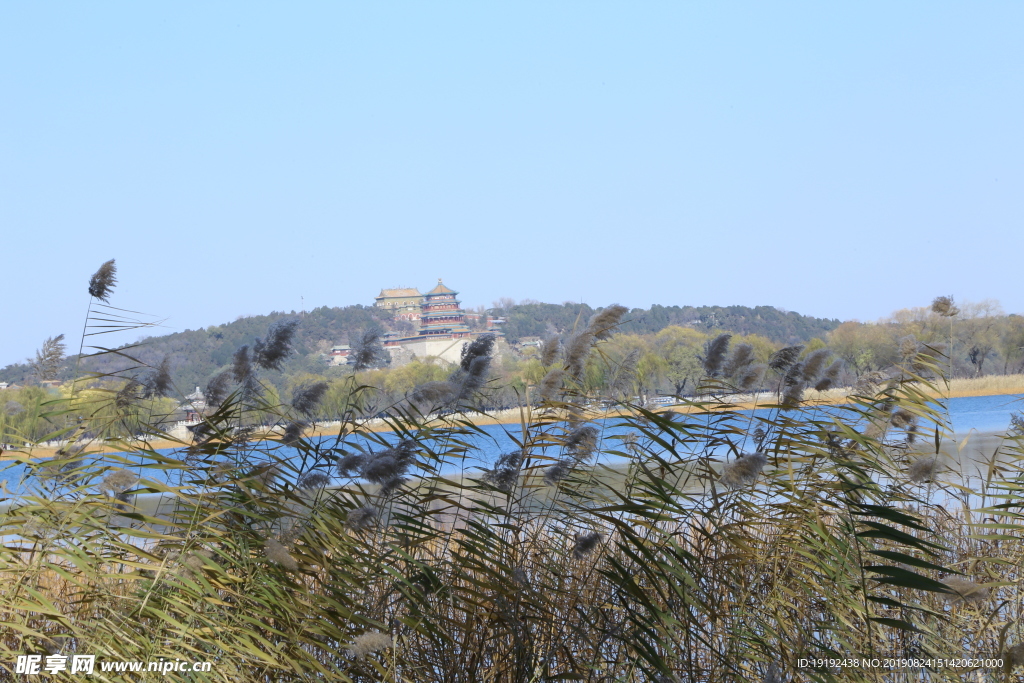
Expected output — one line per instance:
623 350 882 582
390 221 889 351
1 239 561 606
997 315 1024 374
492 297 517 317
664 345 702 395
957 300 1003 376
827 321 897 373
29 334 66 381
655 326 706 395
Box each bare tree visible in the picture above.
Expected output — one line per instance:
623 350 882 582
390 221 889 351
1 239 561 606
492 297 516 316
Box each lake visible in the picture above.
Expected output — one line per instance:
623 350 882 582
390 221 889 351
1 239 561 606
2 393 1022 497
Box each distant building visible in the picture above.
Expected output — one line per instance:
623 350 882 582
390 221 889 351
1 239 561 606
179 387 207 422
417 280 472 339
370 279 503 365
374 287 424 322
328 345 352 366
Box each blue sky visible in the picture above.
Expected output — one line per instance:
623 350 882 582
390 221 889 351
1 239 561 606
2 3 1022 366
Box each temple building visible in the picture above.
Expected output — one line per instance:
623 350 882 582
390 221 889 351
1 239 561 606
373 287 424 321
417 280 472 338
328 345 352 366
370 278 499 364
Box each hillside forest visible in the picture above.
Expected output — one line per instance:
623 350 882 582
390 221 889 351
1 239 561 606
1 297 1022 443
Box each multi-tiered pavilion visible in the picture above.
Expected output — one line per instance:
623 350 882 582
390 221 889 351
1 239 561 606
372 279 492 363
417 279 472 338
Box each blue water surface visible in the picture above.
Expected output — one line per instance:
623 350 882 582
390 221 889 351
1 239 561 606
3 393 1022 496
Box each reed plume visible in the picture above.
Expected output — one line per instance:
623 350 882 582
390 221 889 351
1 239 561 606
232 346 253 383
337 453 368 477
254 319 300 371
814 359 843 392
800 349 830 382
297 471 330 489
143 355 173 398
907 455 939 483
264 538 299 572
941 577 989 604
1006 643 1024 668
378 475 406 498
360 439 417 485
282 421 306 446
348 631 393 660
565 425 598 458
701 334 732 377
87 259 117 302
31 334 66 381
720 452 767 489
292 382 329 416
99 468 138 495
588 304 628 340
906 424 919 444
572 531 603 559
410 381 459 410
853 370 889 395
539 369 565 402
544 459 573 485
511 567 530 587
179 549 215 578
898 335 919 360
540 336 560 366
41 636 72 656
115 377 142 410
456 355 491 397
723 343 754 378
736 364 766 391
890 408 917 429
346 506 377 531
486 450 524 492
361 454 408 484
253 464 281 490
205 371 232 407
351 327 388 371
768 345 804 372
781 363 805 408
931 295 959 317
564 330 594 379
460 333 496 371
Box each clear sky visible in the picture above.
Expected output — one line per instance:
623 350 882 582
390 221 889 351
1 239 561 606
2 3 1022 366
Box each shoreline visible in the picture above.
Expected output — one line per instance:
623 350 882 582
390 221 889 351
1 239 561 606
6 380 1023 461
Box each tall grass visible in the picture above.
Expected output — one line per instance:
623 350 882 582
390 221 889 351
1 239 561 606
3 272 1024 682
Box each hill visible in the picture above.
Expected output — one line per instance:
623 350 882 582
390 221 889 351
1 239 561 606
0 302 841 391
499 302 840 345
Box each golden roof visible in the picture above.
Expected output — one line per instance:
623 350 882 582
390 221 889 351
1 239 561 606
377 288 423 299
426 279 457 296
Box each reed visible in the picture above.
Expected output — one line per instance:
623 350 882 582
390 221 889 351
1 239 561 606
3 273 1024 682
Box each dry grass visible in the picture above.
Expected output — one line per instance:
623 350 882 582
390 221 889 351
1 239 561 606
946 373 1024 397
8 290 1024 682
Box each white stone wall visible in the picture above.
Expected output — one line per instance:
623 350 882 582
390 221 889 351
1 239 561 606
388 337 470 365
